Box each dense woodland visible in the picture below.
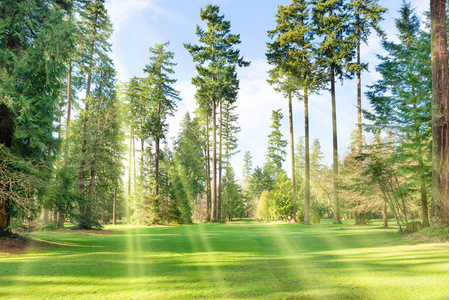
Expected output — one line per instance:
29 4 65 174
1 0 449 236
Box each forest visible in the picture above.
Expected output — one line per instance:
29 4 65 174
1 0 449 298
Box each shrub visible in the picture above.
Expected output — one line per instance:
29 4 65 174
40 222 59 231
312 214 321 224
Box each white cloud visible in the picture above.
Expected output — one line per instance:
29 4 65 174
105 0 176 31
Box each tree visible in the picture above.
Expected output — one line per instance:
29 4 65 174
266 109 288 176
76 0 113 203
221 101 240 220
257 190 271 221
222 168 245 221
172 113 206 222
143 42 180 198
431 0 449 225
311 0 356 224
365 3 431 227
348 0 386 151
0 0 74 235
242 151 253 190
185 4 249 222
270 172 293 221
267 0 323 224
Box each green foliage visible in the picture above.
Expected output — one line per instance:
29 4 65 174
257 190 271 221
222 168 245 221
312 214 321 224
0 0 74 234
172 113 205 220
266 109 287 175
40 222 59 231
269 172 292 221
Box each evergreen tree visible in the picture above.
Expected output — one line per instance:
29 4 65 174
0 0 74 235
365 3 431 227
242 151 253 190
266 109 288 177
222 167 245 221
311 0 356 223
270 172 293 221
185 4 249 222
74 0 117 229
172 113 206 222
267 0 322 223
143 42 180 199
76 0 113 201
221 101 240 220
348 0 386 151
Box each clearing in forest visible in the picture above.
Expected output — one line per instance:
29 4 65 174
0 220 448 299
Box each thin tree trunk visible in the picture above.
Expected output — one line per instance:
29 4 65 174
420 169 429 227
211 95 217 222
140 139 144 179
226 168 230 221
88 165 95 201
155 100 161 196
206 118 211 221
288 92 296 222
218 101 223 221
113 186 117 225
64 62 72 166
304 87 310 224
331 64 341 224
127 129 132 223
382 203 388 227
356 12 363 153
431 0 449 225
133 135 136 189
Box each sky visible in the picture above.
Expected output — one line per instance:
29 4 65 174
104 0 429 180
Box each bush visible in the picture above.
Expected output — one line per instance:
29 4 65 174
312 214 321 224
40 222 59 231
419 224 449 240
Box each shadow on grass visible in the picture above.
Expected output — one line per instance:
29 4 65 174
1 223 449 299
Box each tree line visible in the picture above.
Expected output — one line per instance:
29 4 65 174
238 0 449 231
1 0 449 236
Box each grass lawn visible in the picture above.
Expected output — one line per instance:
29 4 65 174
1 220 449 299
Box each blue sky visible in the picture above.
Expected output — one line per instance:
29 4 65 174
105 0 429 180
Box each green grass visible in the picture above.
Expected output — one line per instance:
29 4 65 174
1 220 449 299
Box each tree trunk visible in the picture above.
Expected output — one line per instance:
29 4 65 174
206 118 211 221
356 12 363 153
88 167 95 201
288 92 297 222
331 64 341 224
155 136 160 195
431 0 449 225
126 129 133 223
155 101 161 196
218 101 222 221
113 186 117 225
211 95 217 222
133 134 136 189
80 58 93 199
64 62 72 166
382 203 388 227
419 157 430 227
355 212 366 225
140 139 144 179
0 104 14 236
304 87 310 224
